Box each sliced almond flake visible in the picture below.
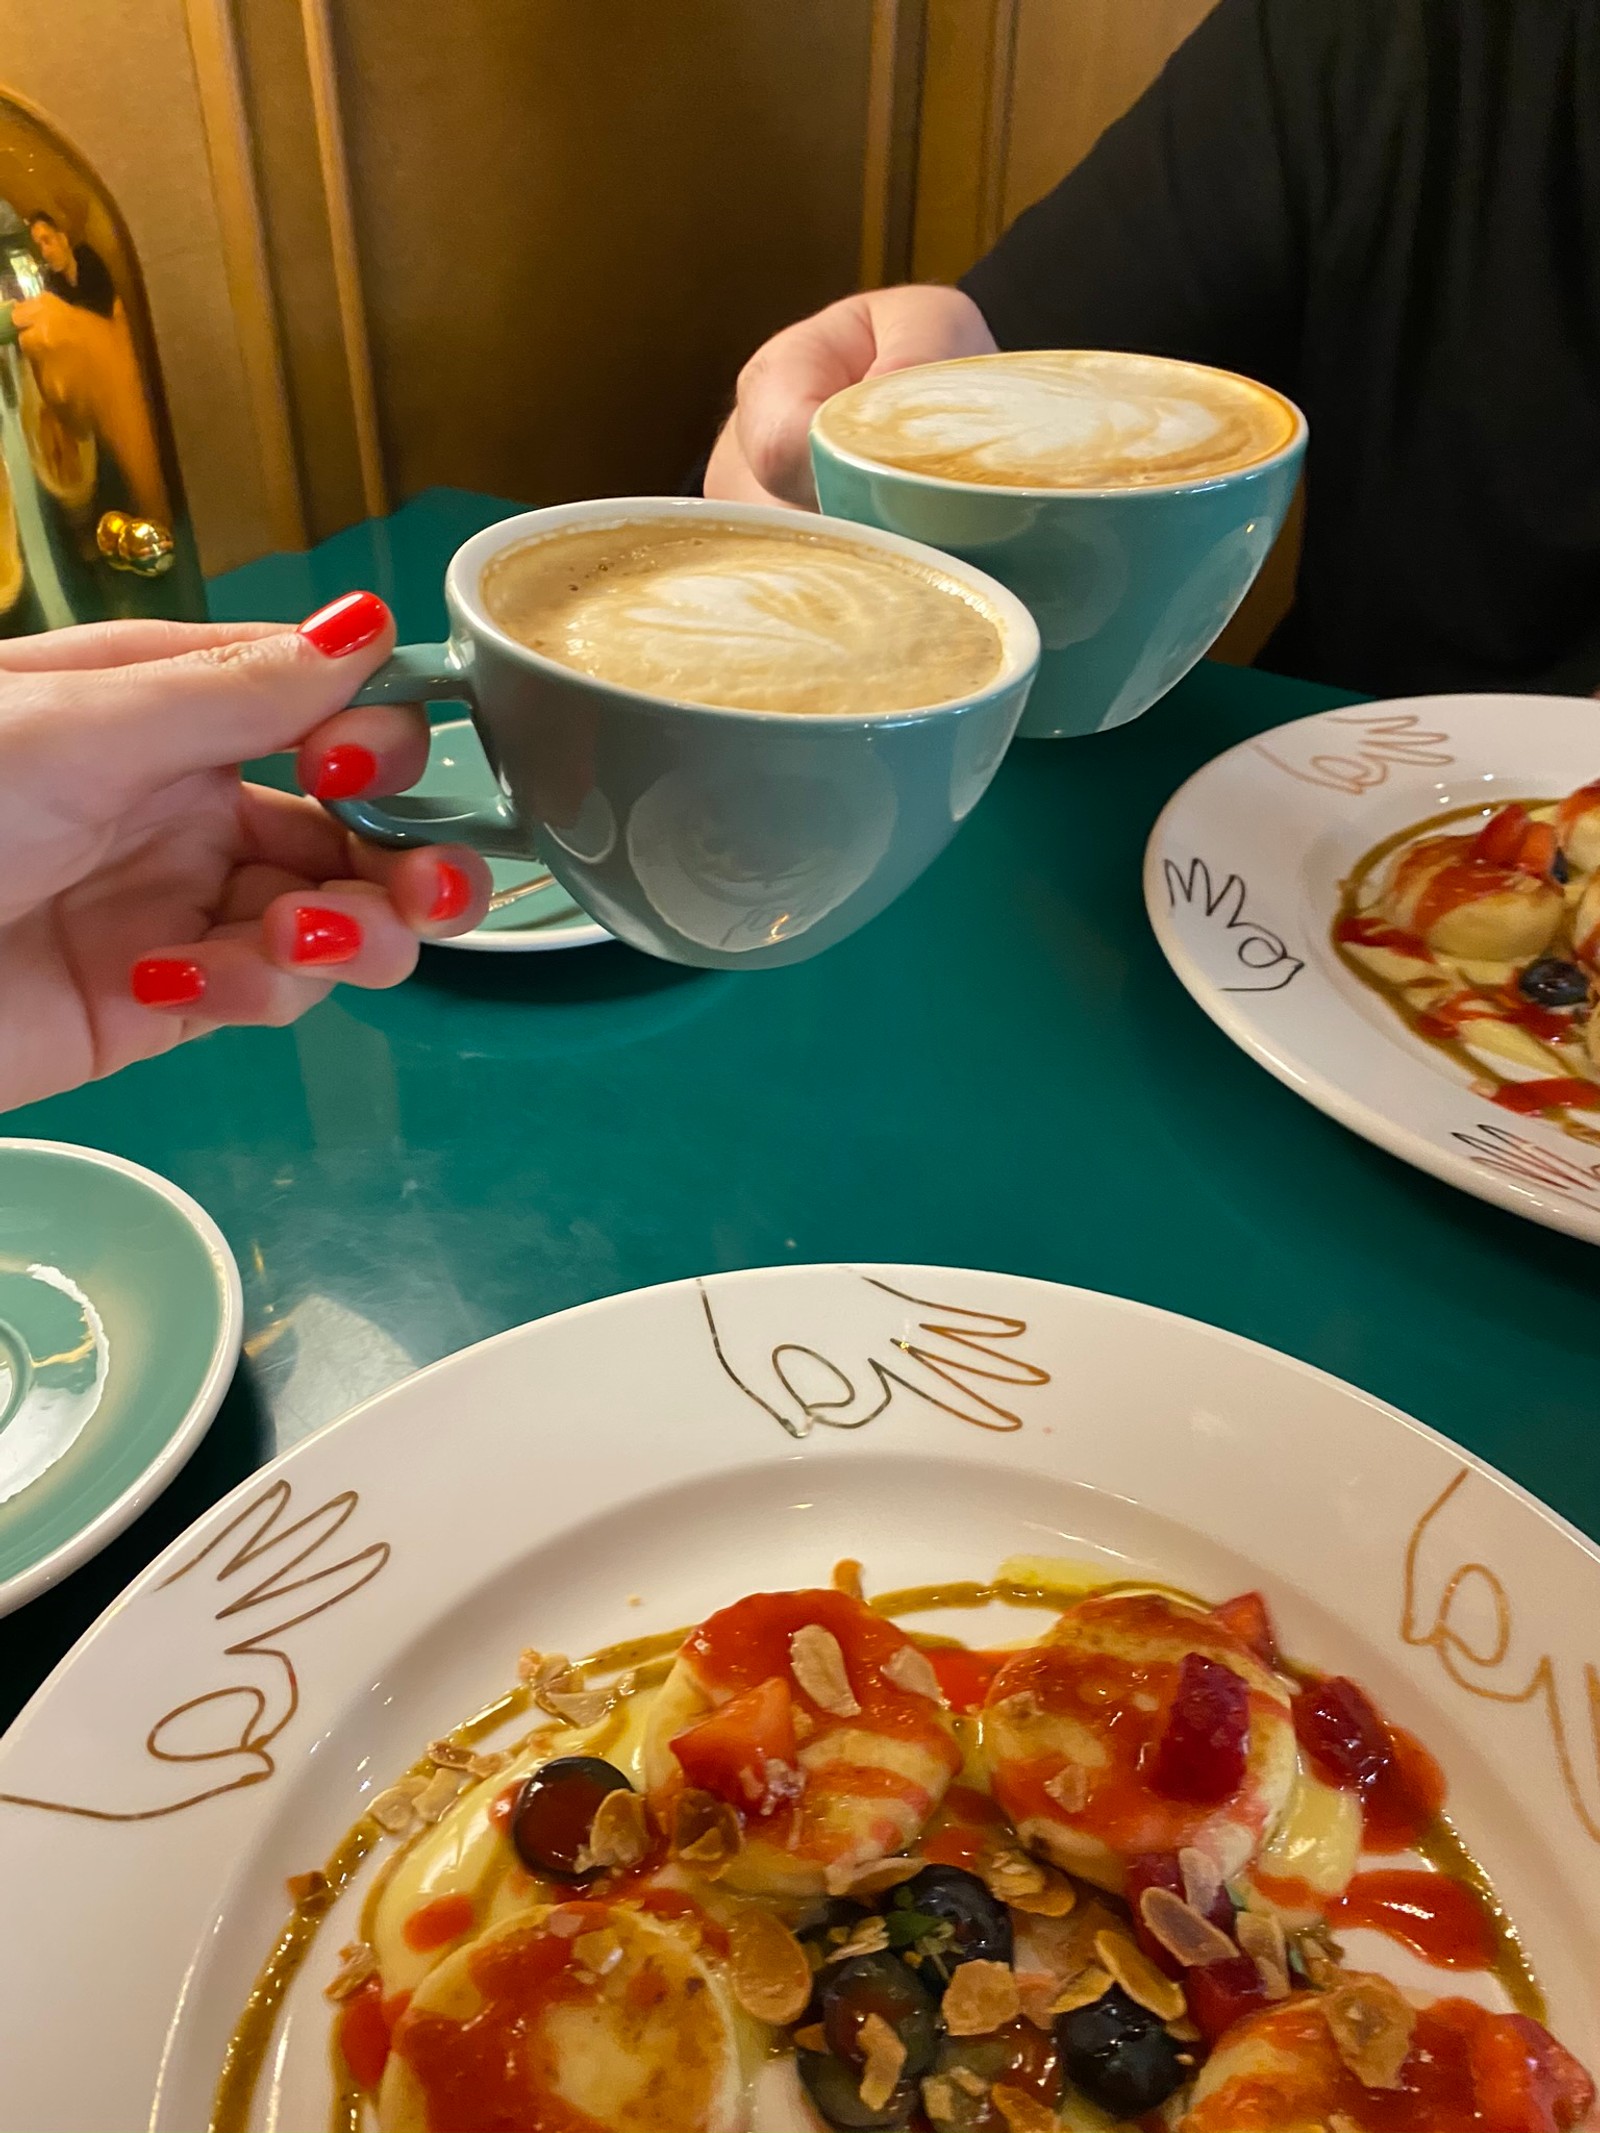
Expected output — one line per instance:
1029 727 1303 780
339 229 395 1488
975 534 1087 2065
323 1941 377 2001
794 2022 828 2053
1235 1909 1291 2000
1130 1689 1160 1713
1324 1975 1417 2090
832 1557 865 1600
992 2085 1057 2133
975 1843 1045 1902
981 1842 1076 1916
1094 1928 1186 2024
941 1959 1022 2037
921 2075 958 2121
1138 1886 1237 1969
826 1853 924 1899
539 1682 613 1728
881 1643 946 1704
517 1648 569 1690
790 1624 861 1716
994 1689 1044 1724
949 2067 988 2097
1043 1763 1089 1814
369 1776 426 1833
858 2012 907 2114
546 1907 587 1938
413 1767 468 1825
792 1707 817 1742
729 1908 813 2025
1166 2017 1203 2043
427 1736 482 1770
825 1917 890 1963
670 1789 742 1876
1048 1964 1112 2016
286 1870 328 1904
572 1928 624 1976
1178 1846 1223 1919
1294 1922 1346 1990
581 1786 650 1872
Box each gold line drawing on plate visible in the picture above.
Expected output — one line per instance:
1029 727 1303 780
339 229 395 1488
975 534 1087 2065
0 1480 389 1822
1451 1122 1600 1199
1403 1468 1600 1845
1254 710 1455 796
699 1271 1050 1440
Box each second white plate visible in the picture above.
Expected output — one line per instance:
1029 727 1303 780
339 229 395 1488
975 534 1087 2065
1145 691 1600 1244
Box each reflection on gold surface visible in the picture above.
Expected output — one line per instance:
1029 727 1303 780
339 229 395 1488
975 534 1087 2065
1404 1468 1600 1846
0 87 201 626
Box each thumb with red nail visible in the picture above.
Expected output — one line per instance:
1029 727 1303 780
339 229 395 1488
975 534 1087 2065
0 604 492 1113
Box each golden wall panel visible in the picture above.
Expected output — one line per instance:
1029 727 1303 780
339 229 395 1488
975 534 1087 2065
329 0 878 508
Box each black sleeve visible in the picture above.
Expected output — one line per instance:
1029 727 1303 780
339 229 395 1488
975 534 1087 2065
959 0 1347 398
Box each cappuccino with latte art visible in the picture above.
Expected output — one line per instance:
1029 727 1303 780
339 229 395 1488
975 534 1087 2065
813 349 1299 491
481 517 1005 716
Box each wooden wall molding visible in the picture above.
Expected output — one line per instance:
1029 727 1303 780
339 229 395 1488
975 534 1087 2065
182 0 307 550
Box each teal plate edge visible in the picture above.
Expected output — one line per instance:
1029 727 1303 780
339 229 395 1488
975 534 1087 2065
0 1140 243 1616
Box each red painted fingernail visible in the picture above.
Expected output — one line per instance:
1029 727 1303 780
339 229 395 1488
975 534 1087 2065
131 957 206 1008
290 906 363 965
429 860 473 923
309 742 378 801
298 590 390 658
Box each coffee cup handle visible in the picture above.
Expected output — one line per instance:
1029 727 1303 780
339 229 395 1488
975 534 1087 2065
322 641 540 862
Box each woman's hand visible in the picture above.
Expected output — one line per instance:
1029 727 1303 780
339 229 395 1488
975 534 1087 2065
0 595 492 1113
704 285 997 509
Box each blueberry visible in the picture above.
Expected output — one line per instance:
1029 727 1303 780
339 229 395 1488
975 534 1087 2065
893 1865 1013 1975
821 1951 940 2081
507 1756 632 1879
796 2047 916 2130
1518 957 1589 1008
1057 1984 1187 2117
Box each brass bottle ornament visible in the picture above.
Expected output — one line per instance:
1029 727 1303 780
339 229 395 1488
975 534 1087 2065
0 89 204 633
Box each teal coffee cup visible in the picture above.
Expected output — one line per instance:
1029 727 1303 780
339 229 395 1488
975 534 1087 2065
327 497 1039 968
811 350 1307 740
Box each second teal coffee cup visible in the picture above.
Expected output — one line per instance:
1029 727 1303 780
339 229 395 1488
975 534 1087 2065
811 351 1307 741
325 497 1040 969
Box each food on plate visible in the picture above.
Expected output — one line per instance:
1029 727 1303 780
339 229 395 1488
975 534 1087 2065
221 1566 1595 2133
1334 784 1600 1132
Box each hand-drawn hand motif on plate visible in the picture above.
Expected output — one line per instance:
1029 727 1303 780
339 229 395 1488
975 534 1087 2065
1162 855 1304 994
0 1480 388 1822
698 1270 1050 1439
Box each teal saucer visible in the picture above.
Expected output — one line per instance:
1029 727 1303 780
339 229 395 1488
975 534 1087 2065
0 1140 242 1615
423 719 612 953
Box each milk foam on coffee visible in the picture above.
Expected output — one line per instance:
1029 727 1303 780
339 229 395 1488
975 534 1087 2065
480 518 1004 714
815 350 1299 490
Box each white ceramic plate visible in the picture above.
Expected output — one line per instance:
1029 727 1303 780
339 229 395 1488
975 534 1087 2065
1146 692 1600 1245
1 1264 1596 2131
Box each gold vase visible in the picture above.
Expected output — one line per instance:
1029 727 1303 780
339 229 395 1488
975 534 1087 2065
0 88 204 635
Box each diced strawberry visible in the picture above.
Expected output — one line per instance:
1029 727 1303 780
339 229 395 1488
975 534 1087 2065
1292 1675 1394 1794
337 1978 392 2091
1472 803 1532 867
1151 1653 1250 1805
1125 1851 1234 1978
1517 821 1558 878
1471 2013 1598 2133
1184 1955 1273 2048
1210 1591 1278 1667
670 1674 797 1811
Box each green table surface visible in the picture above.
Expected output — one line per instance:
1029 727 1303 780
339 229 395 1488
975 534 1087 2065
4 486 1597 1730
